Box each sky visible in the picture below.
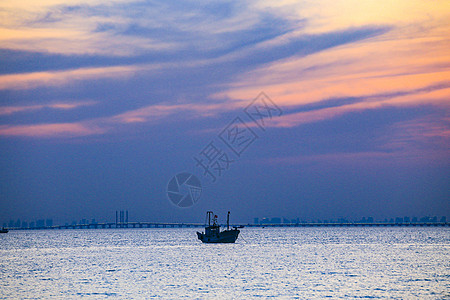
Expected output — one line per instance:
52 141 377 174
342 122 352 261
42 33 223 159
0 0 449 224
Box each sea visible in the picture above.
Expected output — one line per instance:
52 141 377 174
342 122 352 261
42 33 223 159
0 227 449 299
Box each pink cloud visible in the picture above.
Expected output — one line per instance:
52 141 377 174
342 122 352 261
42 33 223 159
0 65 144 90
380 115 450 151
109 102 239 124
0 101 96 116
0 122 105 137
263 114 450 167
259 86 450 129
0 101 233 138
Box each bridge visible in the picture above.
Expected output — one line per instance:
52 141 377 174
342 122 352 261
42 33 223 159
7 221 449 231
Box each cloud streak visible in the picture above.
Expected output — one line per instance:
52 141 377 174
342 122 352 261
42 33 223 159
0 101 96 115
0 65 150 90
215 4 450 132
0 101 233 137
0 0 293 56
0 122 105 137
268 85 450 128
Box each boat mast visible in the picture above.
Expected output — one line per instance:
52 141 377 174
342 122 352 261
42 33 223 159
206 211 213 226
227 211 230 230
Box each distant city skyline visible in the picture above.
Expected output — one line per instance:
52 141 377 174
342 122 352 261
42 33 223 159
3 213 448 229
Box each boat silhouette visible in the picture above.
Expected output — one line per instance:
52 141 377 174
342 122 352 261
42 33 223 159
197 211 240 243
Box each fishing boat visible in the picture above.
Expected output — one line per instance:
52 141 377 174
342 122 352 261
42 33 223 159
197 211 240 243
0 227 8 233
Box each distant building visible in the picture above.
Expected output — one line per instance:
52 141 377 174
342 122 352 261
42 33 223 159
260 218 270 224
271 217 281 224
254 218 259 224
420 216 430 222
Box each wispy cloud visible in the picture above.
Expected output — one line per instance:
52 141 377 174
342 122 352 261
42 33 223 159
268 85 450 128
0 122 105 137
217 24 450 105
110 102 233 124
253 0 450 35
0 101 96 115
262 112 450 167
0 1 174 56
0 101 233 137
0 65 150 90
215 3 450 129
0 0 291 56
381 114 450 152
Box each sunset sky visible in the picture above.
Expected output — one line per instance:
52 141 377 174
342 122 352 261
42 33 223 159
1 0 449 224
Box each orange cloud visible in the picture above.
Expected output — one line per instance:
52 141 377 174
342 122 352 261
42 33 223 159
217 25 450 105
0 0 173 56
269 87 450 128
0 66 146 90
214 9 450 128
254 0 450 35
1 0 448 139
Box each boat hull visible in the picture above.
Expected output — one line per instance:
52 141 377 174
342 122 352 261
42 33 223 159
197 229 240 243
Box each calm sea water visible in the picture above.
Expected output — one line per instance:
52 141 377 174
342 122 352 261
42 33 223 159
0 227 449 299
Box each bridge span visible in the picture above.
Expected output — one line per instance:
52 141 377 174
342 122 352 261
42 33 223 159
7 222 449 231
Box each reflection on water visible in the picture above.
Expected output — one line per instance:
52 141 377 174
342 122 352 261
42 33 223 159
1 227 449 299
